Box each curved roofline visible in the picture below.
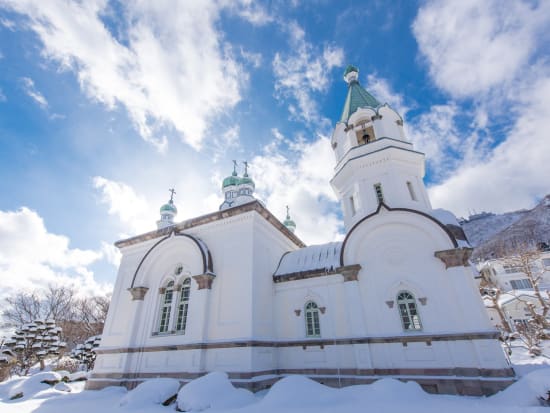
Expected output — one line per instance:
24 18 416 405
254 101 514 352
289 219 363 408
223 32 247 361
339 203 458 266
130 231 213 288
273 250 292 276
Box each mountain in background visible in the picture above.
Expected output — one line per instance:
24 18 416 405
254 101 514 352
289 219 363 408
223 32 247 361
460 195 550 261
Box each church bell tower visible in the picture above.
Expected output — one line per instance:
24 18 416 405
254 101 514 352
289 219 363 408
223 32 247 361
330 65 432 231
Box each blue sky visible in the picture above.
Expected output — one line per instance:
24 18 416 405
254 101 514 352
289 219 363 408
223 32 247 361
0 0 549 298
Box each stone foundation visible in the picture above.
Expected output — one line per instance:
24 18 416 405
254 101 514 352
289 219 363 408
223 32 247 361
86 368 515 396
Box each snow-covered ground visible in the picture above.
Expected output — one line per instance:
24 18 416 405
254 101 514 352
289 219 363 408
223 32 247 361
1 347 550 413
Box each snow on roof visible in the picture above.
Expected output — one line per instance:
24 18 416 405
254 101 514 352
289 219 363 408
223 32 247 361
498 290 540 306
430 208 459 226
274 242 342 276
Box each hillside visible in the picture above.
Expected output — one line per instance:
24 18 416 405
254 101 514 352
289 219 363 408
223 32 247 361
460 195 550 260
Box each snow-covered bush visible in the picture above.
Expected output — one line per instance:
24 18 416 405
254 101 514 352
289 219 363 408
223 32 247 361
70 335 101 370
54 356 80 374
8 371 61 400
120 378 180 408
177 372 255 411
3 319 66 374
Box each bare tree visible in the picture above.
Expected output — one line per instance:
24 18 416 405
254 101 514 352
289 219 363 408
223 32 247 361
501 243 550 329
3 285 111 350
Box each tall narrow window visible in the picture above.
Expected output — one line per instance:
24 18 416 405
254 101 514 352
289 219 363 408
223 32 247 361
374 183 384 204
305 301 321 337
158 281 174 333
406 181 417 201
175 278 191 332
349 195 357 216
397 291 422 331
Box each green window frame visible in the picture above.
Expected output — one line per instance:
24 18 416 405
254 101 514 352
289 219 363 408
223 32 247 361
158 281 174 333
175 278 191 333
305 301 321 337
397 291 422 331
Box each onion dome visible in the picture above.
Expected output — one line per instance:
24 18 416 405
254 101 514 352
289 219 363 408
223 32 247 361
222 161 240 189
341 65 380 123
283 206 296 233
239 160 255 188
157 188 178 229
160 200 177 214
240 173 255 188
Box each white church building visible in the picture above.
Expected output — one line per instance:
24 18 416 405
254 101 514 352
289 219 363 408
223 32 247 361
88 66 515 395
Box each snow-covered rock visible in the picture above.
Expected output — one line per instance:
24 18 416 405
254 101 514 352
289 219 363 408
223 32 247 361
68 371 88 382
54 382 72 392
120 378 180 408
55 370 71 382
8 371 61 400
177 372 255 411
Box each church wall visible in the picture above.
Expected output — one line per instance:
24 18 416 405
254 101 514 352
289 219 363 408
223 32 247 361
189 212 256 342
251 215 301 340
99 239 160 349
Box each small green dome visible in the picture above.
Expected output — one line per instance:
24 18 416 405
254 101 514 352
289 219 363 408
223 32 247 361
160 201 177 214
240 175 255 188
344 65 359 77
284 217 296 228
222 174 240 188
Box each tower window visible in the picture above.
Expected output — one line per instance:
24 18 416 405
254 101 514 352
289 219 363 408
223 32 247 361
397 291 422 331
305 301 321 337
356 125 375 146
374 183 384 204
406 181 417 201
349 195 357 216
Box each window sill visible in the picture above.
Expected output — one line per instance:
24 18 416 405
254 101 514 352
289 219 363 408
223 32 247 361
151 331 186 337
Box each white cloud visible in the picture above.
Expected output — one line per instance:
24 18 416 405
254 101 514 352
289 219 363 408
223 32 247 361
252 129 342 245
364 74 409 117
0 207 111 305
273 21 344 124
0 88 6 102
239 47 262 69
20 77 47 108
413 0 550 98
428 76 550 216
101 241 121 268
93 176 153 237
411 0 550 216
1 0 250 151
222 0 273 26
0 17 15 30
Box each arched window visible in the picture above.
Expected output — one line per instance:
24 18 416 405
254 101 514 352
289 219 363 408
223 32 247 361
175 278 191 333
305 301 321 337
158 281 175 333
397 291 422 331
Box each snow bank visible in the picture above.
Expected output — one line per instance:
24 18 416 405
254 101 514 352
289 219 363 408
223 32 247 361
490 368 550 406
120 378 180 408
8 371 61 400
259 376 428 409
260 375 343 408
345 378 428 403
177 372 255 411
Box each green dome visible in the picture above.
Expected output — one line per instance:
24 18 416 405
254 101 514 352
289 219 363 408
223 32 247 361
240 175 255 188
160 201 177 214
344 65 359 77
284 218 296 228
222 174 240 188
